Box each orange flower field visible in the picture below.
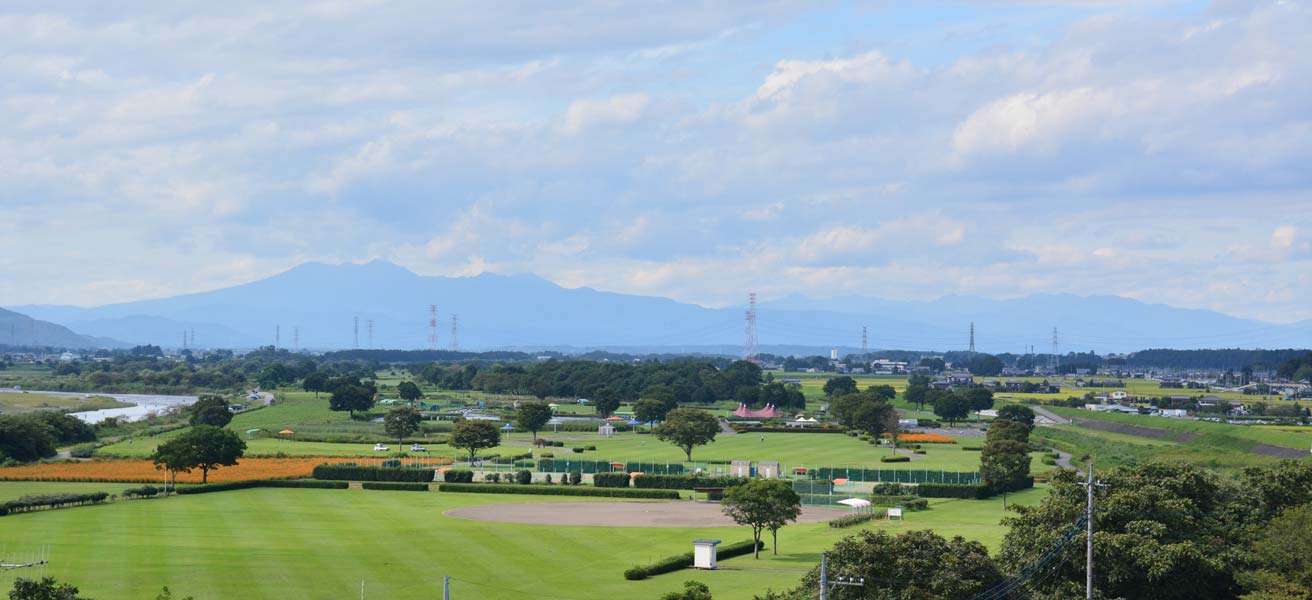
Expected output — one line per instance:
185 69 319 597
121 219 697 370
884 433 958 444
0 457 443 484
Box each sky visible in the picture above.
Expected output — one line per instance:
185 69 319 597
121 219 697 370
2 0 1310 322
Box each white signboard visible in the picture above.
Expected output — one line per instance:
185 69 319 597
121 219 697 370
887 508 903 520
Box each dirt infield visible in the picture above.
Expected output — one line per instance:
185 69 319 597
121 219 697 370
446 500 851 528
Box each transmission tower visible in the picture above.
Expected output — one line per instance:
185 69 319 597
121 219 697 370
428 305 438 350
181 330 187 349
367 319 375 349
449 314 459 351
861 325 868 355
353 317 359 349
743 293 758 363
189 328 195 348
969 322 976 354
1051 327 1060 372
275 325 280 349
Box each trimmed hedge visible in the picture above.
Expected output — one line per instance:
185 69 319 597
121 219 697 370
443 469 474 483
122 485 165 498
362 482 430 491
438 483 679 499
312 464 435 482
624 540 763 580
632 474 747 490
829 511 886 528
593 473 631 488
871 496 928 510
962 446 983 451
2 492 110 515
880 456 911 463
872 482 915 495
176 480 348 494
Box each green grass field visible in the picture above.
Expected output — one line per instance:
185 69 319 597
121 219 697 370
0 482 1049 600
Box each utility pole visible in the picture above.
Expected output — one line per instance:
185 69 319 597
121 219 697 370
443 576 450 600
1082 462 1107 600
818 552 864 600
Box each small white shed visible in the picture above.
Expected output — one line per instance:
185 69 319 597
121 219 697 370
693 539 722 569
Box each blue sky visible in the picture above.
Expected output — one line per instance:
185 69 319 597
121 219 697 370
2 0 1310 322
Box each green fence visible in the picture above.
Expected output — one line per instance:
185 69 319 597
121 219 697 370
808 467 980 484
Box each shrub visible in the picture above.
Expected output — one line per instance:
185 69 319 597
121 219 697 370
1 491 110 514
1041 457 1057 466
914 449 927 455
623 540 762 580
121 485 163 498
829 511 886 528
571 447 585 453
443 469 475 483
871 495 928 510
537 459 616 473
485 473 500 483
540 453 554 458
880 456 911 463
568 471 582 486
585 445 597 451
438 483 679 500
68 443 97 459
174 480 348 494
916 483 994 499
361 482 429 491
381 459 401 468
872 482 914 495
544 474 553 485
593 473 631 488
515 470 532 485
312 464 435 482
962 446 983 451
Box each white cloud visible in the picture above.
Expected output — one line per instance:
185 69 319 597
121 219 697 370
563 93 650 134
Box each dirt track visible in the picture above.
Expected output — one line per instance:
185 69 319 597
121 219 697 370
446 501 851 528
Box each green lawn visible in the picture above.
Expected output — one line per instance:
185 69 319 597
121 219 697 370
0 482 1049 600
1045 405 1312 450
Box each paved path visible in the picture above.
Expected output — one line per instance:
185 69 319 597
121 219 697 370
1031 406 1071 425
718 419 737 435
1054 449 1074 469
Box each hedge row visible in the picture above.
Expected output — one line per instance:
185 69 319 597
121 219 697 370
623 540 762 580
362 482 430 492
1 492 110 515
829 511 886 528
732 427 847 434
915 483 994 499
443 470 475 483
593 473 631 488
871 496 928 510
176 480 348 495
633 475 748 490
312 464 435 482
880 456 911 463
437 483 679 499
536 459 616 474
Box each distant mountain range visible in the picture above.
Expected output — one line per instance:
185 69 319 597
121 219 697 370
8 260 1311 353
0 307 127 349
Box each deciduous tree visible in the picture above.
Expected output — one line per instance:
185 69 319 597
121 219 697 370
654 408 719 461
450 420 501 464
384 406 423 445
515 402 553 440
151 425 246 484
188 394 232 427
721 479 802 558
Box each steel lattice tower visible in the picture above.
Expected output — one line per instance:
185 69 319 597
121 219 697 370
450 314 459 351
861 325 868 355
969 322 976 354
744 293 758 362
429 305 438 350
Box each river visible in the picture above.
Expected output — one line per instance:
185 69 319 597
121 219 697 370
0 388 199 423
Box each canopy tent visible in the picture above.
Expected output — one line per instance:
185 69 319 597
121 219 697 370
732 404 783 418
277 429 295 435
501 424 515 430
837 498 872 512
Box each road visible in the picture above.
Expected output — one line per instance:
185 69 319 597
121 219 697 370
1031 406 1071 425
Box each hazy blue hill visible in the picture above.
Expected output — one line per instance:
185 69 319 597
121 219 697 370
0 308 126 349
10 261 1310 353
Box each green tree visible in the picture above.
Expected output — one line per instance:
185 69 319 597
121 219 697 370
966 354 1004 376
1240 504 1312 600
995 405 1036 429
515 402 553 440
932 393 970 426
1000 462 1245 600
980 439 1031 492
328 379 376 419
765 529 1001 600
964 387 994 413
903 384 928 410
450 420 501 464
188 394 232 428
660 580 713 600
384 406 423 445
302 371 330 397
1241 459 1312 516
591 386 621 418
823 376 859 398
641 384 678 411
867 384 896 401
396 381 422 403
634 398 671 424
654 408 720 461
0 415 57 462
8 577 88 600
151 425 246 484
721 479 802 558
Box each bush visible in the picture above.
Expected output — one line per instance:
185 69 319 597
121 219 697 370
571 447 585 453
68 443 97 459
585 445 597 451
515 470 532 485
381 459 401 468
1 491 110 514
632 474 747 490
829 511 886 528
312 464 435 482
623 540 762 580
540 453 554 458
1041 457 1057 466
485 473 500 483
962 446 983 451
362 482 429 491
871 495 928 510
537 459 616 473
438 483 679 500
914 449 927 454
568 471 582 486
880 456 911 463
443 469 474 483
872 482 914 495
544 474 553 485
593 473 631 488
917 483 994 499
121 485 163 499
